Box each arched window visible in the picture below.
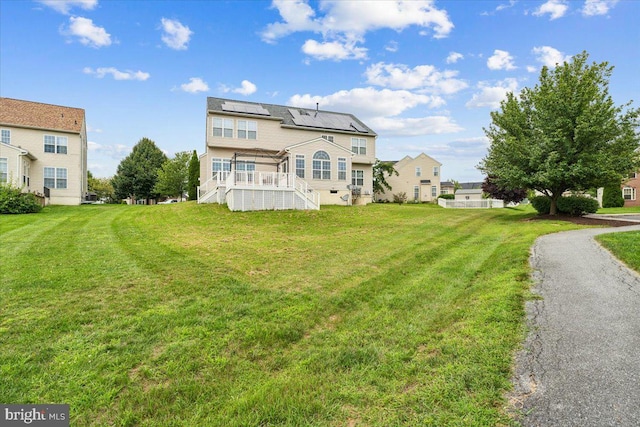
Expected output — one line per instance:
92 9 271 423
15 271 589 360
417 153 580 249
312 150 331 180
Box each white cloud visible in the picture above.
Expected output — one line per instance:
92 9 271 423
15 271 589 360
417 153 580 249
367 115 463 136
582 0 618 16
220 80 257 96
63 16 111 48
302 39 367 61
385 40 399 53
86 125 103 133
37 0 97 14
526 65 538 73
290 87 444 119
160 18 193 50
180 77 209 93
496 0 517 12
364 62 468 94
83 67 150 81
261 0 453 61
532 46 571 67
466 78 518 109
487 49 516 70
446 51 463 64
533 0 569 20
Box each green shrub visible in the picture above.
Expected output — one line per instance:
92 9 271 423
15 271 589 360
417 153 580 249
0 183 43 214
530 196 551 214
602 184 625 208
438 194 455 200
557 196 599 216
393 192 407 204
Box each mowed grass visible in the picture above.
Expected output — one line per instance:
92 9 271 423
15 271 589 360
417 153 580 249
597 231 640 273
1 203 585 426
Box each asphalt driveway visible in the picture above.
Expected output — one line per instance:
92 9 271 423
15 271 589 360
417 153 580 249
512 224 640 426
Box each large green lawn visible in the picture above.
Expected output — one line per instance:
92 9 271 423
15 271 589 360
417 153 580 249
1 203 587 426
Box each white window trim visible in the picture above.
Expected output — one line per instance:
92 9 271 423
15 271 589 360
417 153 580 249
212 117 234 138
0 157 7 183
338 157 347 180
433 166 439 176
44 166 67 189
321 134 335 143
431 185 437 197
415 167 421 177
1 129 10 145
44 135 68 154
237 120 257 140
623 186 636 201
351 169 364 186
414 185 420 200
351 137 366 155
295 154 305 179
312 151 331 180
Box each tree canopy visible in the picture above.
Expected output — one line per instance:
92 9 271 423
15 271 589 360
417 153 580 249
155 151 191 201
112 137 167 202
481 176 527 204
373 160 398 196
478 52 640 214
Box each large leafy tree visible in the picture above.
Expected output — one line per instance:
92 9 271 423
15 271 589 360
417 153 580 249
187 150 200 201
372 160 398 196
113 137 168 203
479 52 640 215
155 151 191 201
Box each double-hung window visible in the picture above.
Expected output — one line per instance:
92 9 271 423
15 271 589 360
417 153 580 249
351 137 366 155
415 167 421 177
295 155 305 178
433 166 439 176
0 158 7 183
351 170 364 186
338 157 347 180
414 186 420 200
312 151 331 180
213 118 234 138
431 186 437 197
1 130 10 144
44 167 67 189
237 120 257 139
623 186 636 201
44 135 68 154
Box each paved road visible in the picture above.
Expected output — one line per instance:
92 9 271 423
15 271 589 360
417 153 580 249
512 224 640 426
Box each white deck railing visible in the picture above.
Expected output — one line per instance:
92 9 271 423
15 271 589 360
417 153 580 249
438 198 505 209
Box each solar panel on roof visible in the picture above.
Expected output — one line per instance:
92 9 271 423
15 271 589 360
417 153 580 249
288 108 368 133
221 102 270 116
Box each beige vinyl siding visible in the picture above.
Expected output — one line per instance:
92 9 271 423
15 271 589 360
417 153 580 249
0 126 85 205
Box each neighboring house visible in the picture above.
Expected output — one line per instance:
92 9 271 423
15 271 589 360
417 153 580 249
377 153 442 203
455 189 483 201
459 182 483 190
0 98 87 205
199 97 377 211
622 171 639 207
440 181 455 195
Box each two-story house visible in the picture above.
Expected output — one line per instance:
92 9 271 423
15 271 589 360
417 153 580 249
377 153 442 203
198 97 377 211
0 98 88 205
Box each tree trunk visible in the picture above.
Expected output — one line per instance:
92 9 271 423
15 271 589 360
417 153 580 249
550 195 559 215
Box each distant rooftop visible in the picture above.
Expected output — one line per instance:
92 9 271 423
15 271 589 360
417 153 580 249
207 97 376 136
459 182 483 190
0 97 85 134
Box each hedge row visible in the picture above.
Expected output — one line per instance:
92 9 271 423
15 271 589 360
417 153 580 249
530 195 599 216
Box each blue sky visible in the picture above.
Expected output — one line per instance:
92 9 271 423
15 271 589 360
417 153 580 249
1 0 638 181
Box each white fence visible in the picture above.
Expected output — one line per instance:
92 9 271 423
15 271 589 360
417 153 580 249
438 198 505 209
